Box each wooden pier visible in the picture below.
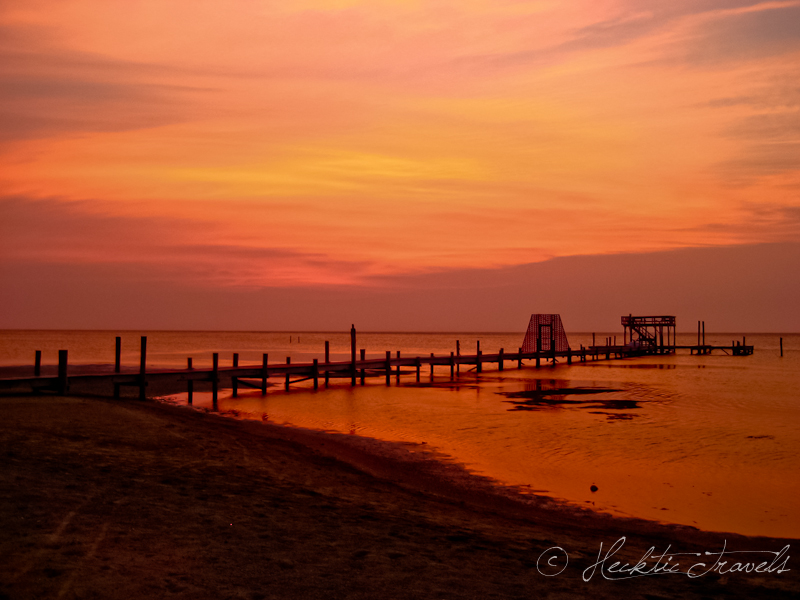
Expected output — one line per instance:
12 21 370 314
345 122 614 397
0 323 755 406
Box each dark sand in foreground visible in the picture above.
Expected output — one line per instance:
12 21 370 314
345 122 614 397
0 395 797 599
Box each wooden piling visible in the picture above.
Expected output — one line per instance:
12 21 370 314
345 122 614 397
499 348 504 371
285 357 291 391
262 353 269 394
324 341 330 387
187 357 193 404
517 347 522 369
350 325 356 386
396 351 401 382
139 336 147 400
476 341 482 373
313 359 319 390
702 321 705 346
360 349 366 385
232 353 239 397
456 340 460 374
115 336 121 373
34 350 41 377
567 347 572 364
430 353 434 377
212 353 219 409
57 350 68 395
450 352 455 378
780 337 783 357
385 351 391 386
415 357 421 382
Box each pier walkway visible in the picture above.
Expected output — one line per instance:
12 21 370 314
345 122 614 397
0 327 754 407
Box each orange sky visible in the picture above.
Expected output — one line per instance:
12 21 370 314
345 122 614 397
2 0 799 329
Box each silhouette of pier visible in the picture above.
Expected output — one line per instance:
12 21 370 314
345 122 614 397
0 317 755 406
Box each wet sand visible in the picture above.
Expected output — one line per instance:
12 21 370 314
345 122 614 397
0 394 797 599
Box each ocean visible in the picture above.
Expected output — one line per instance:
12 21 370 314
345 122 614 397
1 329 798 538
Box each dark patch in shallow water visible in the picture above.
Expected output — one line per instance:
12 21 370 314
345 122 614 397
499 385 642 416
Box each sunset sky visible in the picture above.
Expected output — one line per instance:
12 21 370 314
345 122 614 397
2 0 799 331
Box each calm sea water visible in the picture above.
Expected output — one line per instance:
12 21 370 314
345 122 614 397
2 330 798 538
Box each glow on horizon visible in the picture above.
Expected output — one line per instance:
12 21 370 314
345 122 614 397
2 0 800 289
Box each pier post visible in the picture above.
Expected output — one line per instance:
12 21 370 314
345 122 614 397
396 351 401 382
499 348 504 371
450 352 455 378
313 359 319 390
360 349 366 385
34 350 41 377
415 357 421 382
780 337 783 357
535 352 540 368
385 351 391 386
212 353 219 409
697 321 701 347
232 353 239 397
57 350 68 395
567 347 572 364
139 336 147 400
325 341 330 387
517 347 522 369
285 357 291 391
476 341 482 373
702 321 705 348
115 337 121 373
262 353 269 394
456 340 460 374
430 353 435 377
350 325 356 386
187 357 193 405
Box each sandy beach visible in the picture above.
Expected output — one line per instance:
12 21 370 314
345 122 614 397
0 394 797 600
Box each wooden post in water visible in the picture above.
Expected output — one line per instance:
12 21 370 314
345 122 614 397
517 347 522 369
212 353 219 409
498 348 504 371
702 321 705 347
139 336 147 400
324 341 330 387
697 321 701 348
313 359 319 390
232 353 239 397
396 351 401 382
360 349 366 385
115 336 121 373
262 353 269 394
450 352 455 378
350 325 357 386
430 353 435 377
415 357 421 382
780 337 783 357
567 347 572 364
476 340 482 373
385 351 391 386
187 357 193 404
285 357 291 391
34 350 41 377
57 350 68 395
456 340 460 374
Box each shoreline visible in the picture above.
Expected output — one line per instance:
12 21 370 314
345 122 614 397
1 393 797 599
